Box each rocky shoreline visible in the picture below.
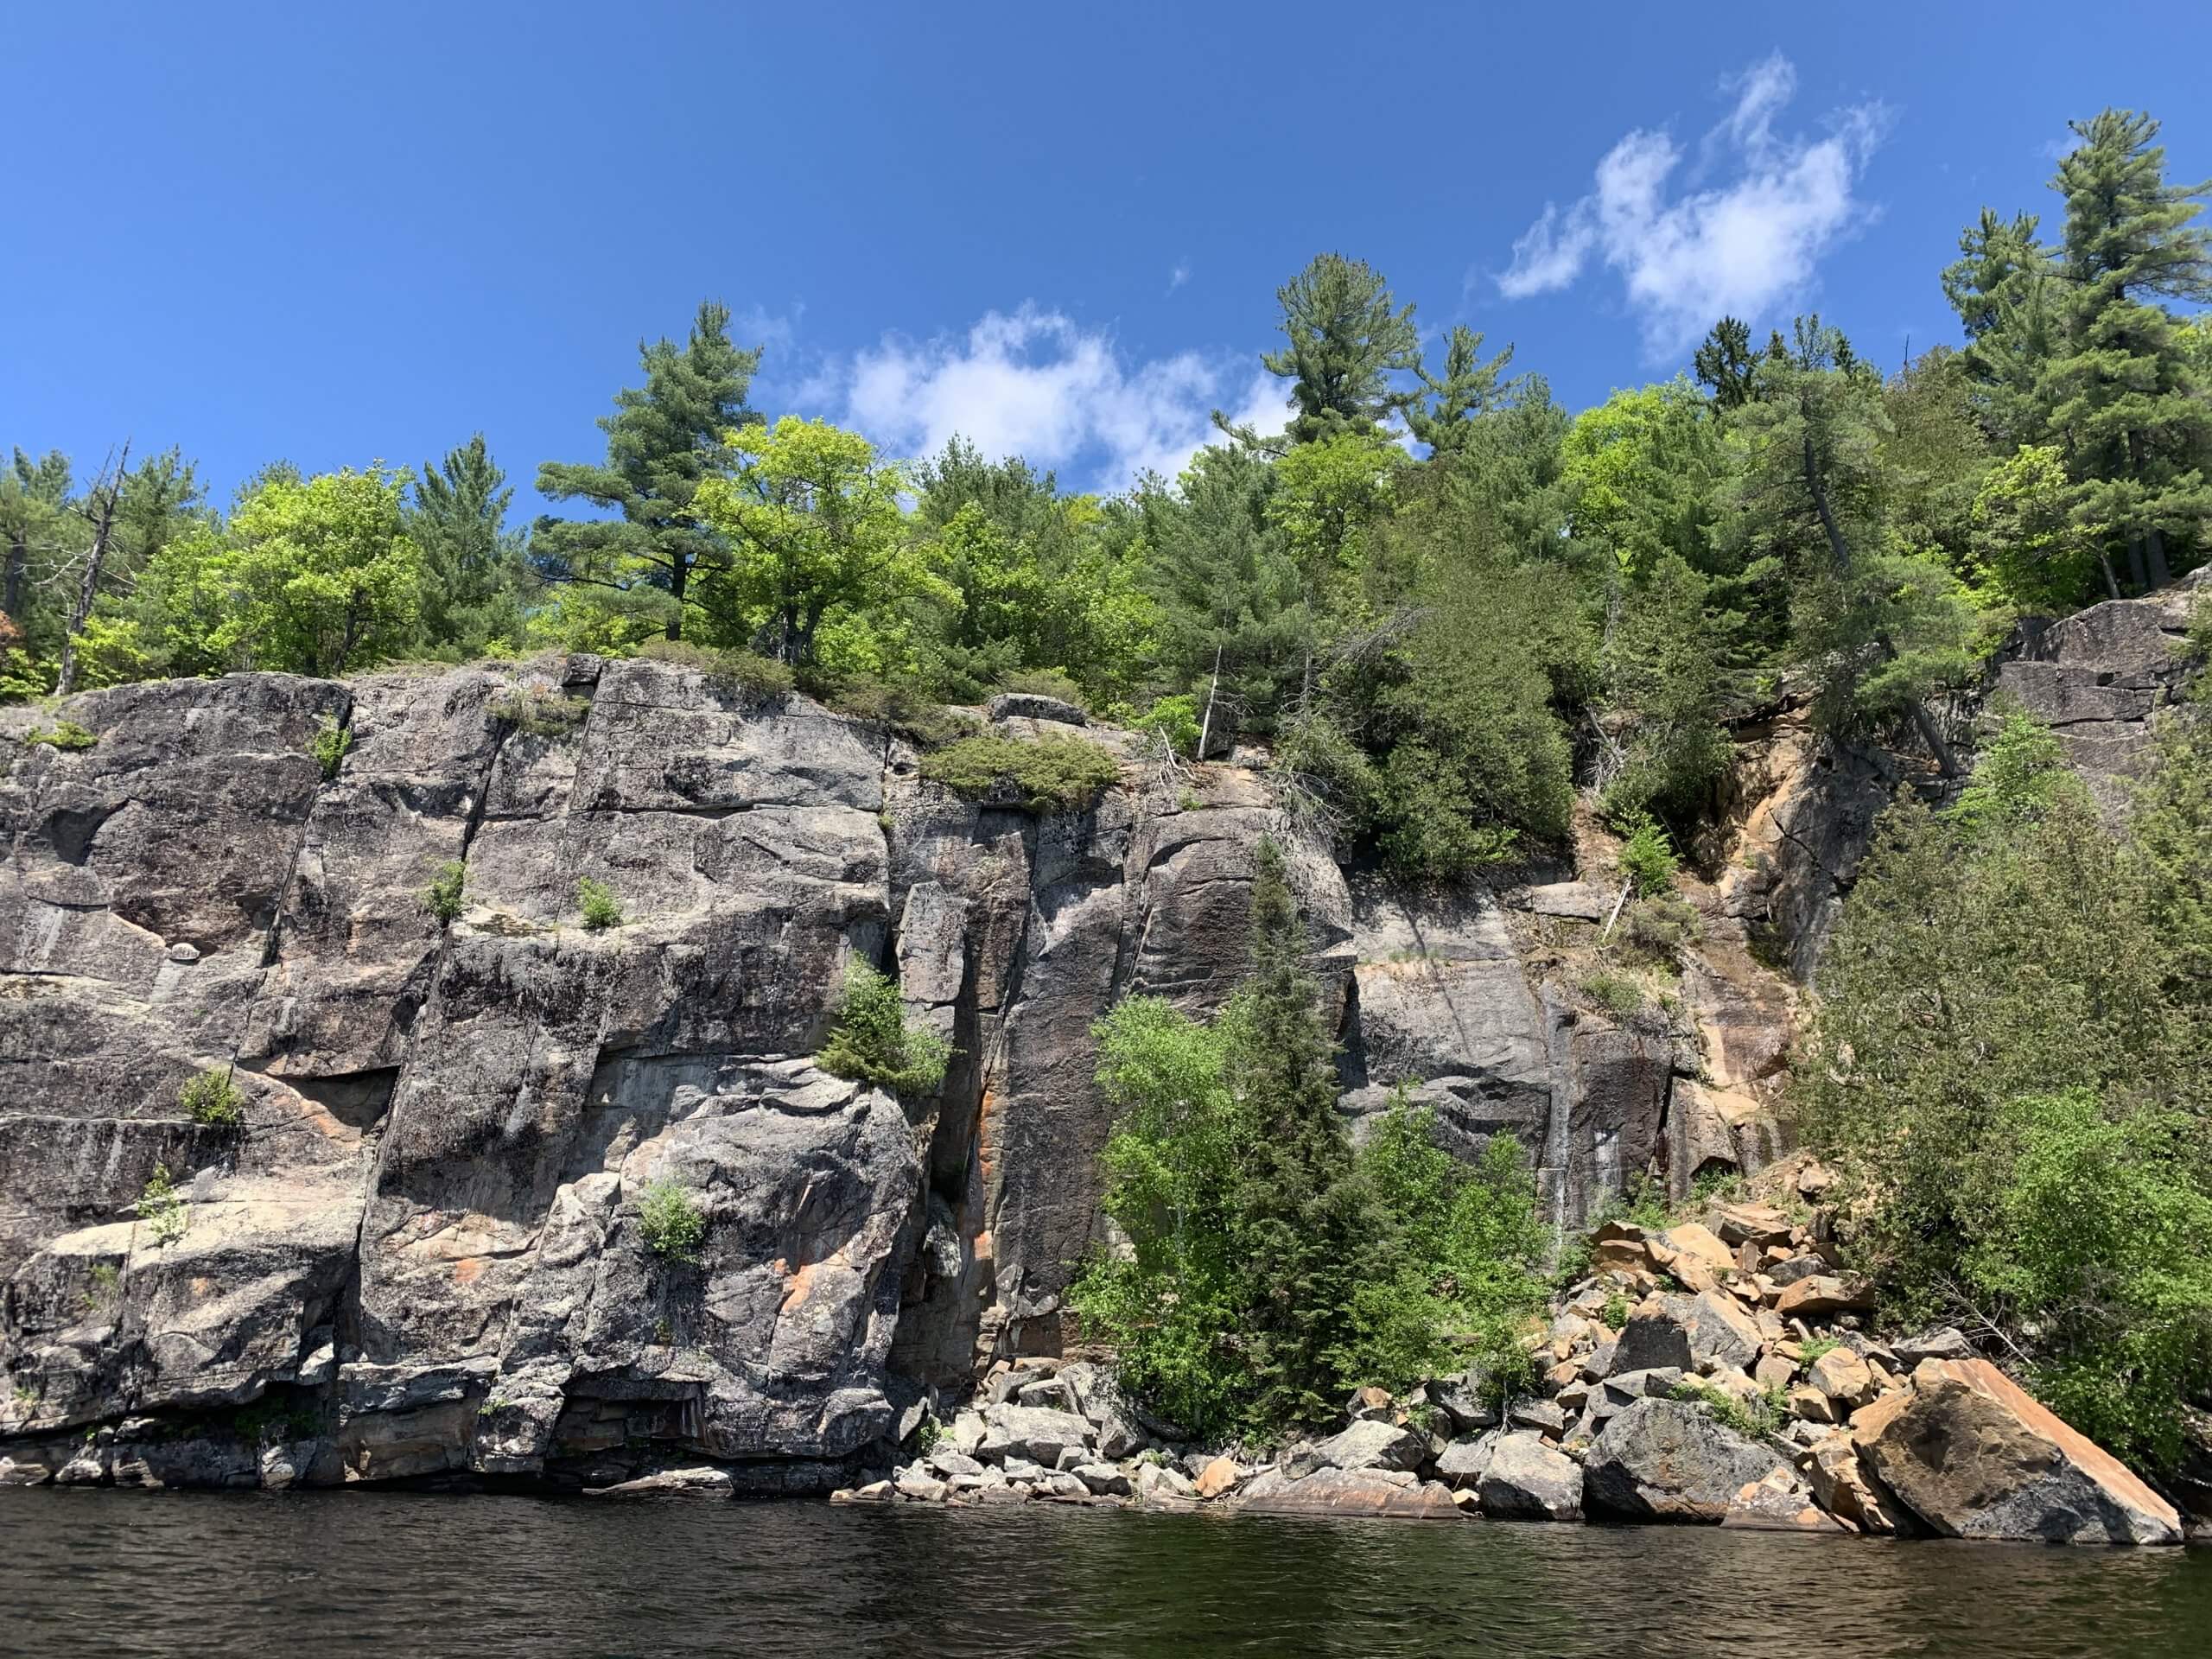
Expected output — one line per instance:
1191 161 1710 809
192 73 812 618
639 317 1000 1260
846 1166 2186 1547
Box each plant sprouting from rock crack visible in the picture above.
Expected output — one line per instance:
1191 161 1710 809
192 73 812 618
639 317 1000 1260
177 1067 245 1128
639 1178 707 1263
817 961 952 1096
575 876 623 930
424 860 466 923
138 1165 188 1247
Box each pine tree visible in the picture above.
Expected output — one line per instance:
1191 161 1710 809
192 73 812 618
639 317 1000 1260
411 435 527 654
532 300 760 640
1254 254 1422 445
1404 324 1514 457
2036 110 2212 591
1727 318 1972 773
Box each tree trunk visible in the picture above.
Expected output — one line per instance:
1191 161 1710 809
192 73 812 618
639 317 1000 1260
1198 644 1224 761
2145 526 2171 591
3 529 24 620
2126 532 2149 594
55 444 128 697
2096 549 2122 601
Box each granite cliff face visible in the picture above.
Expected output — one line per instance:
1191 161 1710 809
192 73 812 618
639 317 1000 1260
0 572 2196 1491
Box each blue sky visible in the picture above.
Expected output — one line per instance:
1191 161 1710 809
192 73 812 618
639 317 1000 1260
7 2 2210 505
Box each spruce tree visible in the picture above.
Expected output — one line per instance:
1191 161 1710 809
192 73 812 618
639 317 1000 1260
1693 316 1760 410
533 300 760 639
2037 110 2212 591
1255 254 1422 445
411 435 526 653
1228 836 1370 1427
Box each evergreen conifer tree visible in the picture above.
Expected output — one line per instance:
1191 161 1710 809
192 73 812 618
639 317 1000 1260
2037 110 2212 591
1405 324 1514 457
533 300 760 639
1254 255 1422 445
411 435 526 653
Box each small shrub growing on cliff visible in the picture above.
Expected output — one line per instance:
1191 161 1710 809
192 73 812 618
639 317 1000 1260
1135 694 1203 760
817 962 952 1096
1578 969 1645 1019
424 861 466 924
920 733 1120 812
82 1263 120 1312
310 715 352 779
178 1067 245 1128
575 876 623 930
25 719 97 751
488 685 589 737
639 1178 706 1264
1614 810 1678 896
138 1166 188 1247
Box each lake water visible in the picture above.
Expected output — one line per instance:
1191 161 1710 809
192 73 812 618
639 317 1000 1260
3 1490 2206 1657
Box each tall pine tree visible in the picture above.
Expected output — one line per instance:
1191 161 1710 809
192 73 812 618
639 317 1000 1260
411 435 527 654
1252 254 1422 446
2037 109 2212 591
532 300 760 639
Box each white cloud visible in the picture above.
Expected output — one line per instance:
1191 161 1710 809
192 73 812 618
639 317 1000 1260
1167 260 1192 294
824 306 1284 492
1496 53 1888 355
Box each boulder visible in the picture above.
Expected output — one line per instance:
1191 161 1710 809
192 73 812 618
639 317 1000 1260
1891 1326 1974 1369
987 691 1087 727
1609 1295 1694 1375
1721 1467 1846 1532
1853 1359 2182 1545
1707 1202 1794 1249
1680 1290 1762 1371
1787 1383 1838 1426
1808 1346 1875 1414
1509 1398 1567 1436
1772 1275 1874 1320
1193 1456 1245 1500
1433 1433 1499 1489
1583 1397 1789 1523
1477 1432 1583 1522
1310 1417 1427 1473
1071 1463 1132 1497
1237 1466 1462 1520
1799 1430 1899 1534
1658 1223 1736 1280
1429 1370 1502 1433
981 1405 1094 1466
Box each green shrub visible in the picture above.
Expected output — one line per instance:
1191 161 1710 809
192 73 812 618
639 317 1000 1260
139 1165 188 1247
489 685 590 737
1602 1290 1632 1331
919 733 1121 812
817 962 952 1096
909 1414 944 1454
25 719 97 752
633 636 795 699
310 715 352 779
178 1068 245 1128
1615 810 1679 896
638 1177 707 1263
1624 893 1702 958
1672 1377 1785 1439
1578 969 1646 1019
575 876 624 931
1135 693 1203 759
424 861 466 924
1798 1335 1840 1364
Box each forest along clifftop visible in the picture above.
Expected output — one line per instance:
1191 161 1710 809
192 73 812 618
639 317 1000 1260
0 569 2202 1497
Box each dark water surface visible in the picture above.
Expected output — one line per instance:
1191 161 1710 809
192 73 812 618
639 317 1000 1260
3 1490 2207 1658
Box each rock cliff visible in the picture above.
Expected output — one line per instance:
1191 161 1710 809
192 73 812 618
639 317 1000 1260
2 569 2198 1491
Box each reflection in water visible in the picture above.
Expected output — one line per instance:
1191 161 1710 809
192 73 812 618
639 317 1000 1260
3 1490 2206 1658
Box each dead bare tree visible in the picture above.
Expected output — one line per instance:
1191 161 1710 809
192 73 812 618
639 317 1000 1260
54 442 130 696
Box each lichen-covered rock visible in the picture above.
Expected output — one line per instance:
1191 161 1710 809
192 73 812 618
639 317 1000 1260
1237 1465 1461 1519
1583 1397 1789 1522
1477 1431 1583 1521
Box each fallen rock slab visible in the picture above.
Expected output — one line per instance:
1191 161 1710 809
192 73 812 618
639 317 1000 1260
1309 1417 1427 1473
1772 1275 1874 1320
1853 1359 2182 1546
1238 1466 1462 1520
1722 1467 1847 1532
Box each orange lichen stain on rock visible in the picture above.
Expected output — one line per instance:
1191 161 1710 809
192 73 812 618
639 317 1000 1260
780 1259 818 1313
188 1276 214 1299
452 1257 485 1285
977 1087 1001 1186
